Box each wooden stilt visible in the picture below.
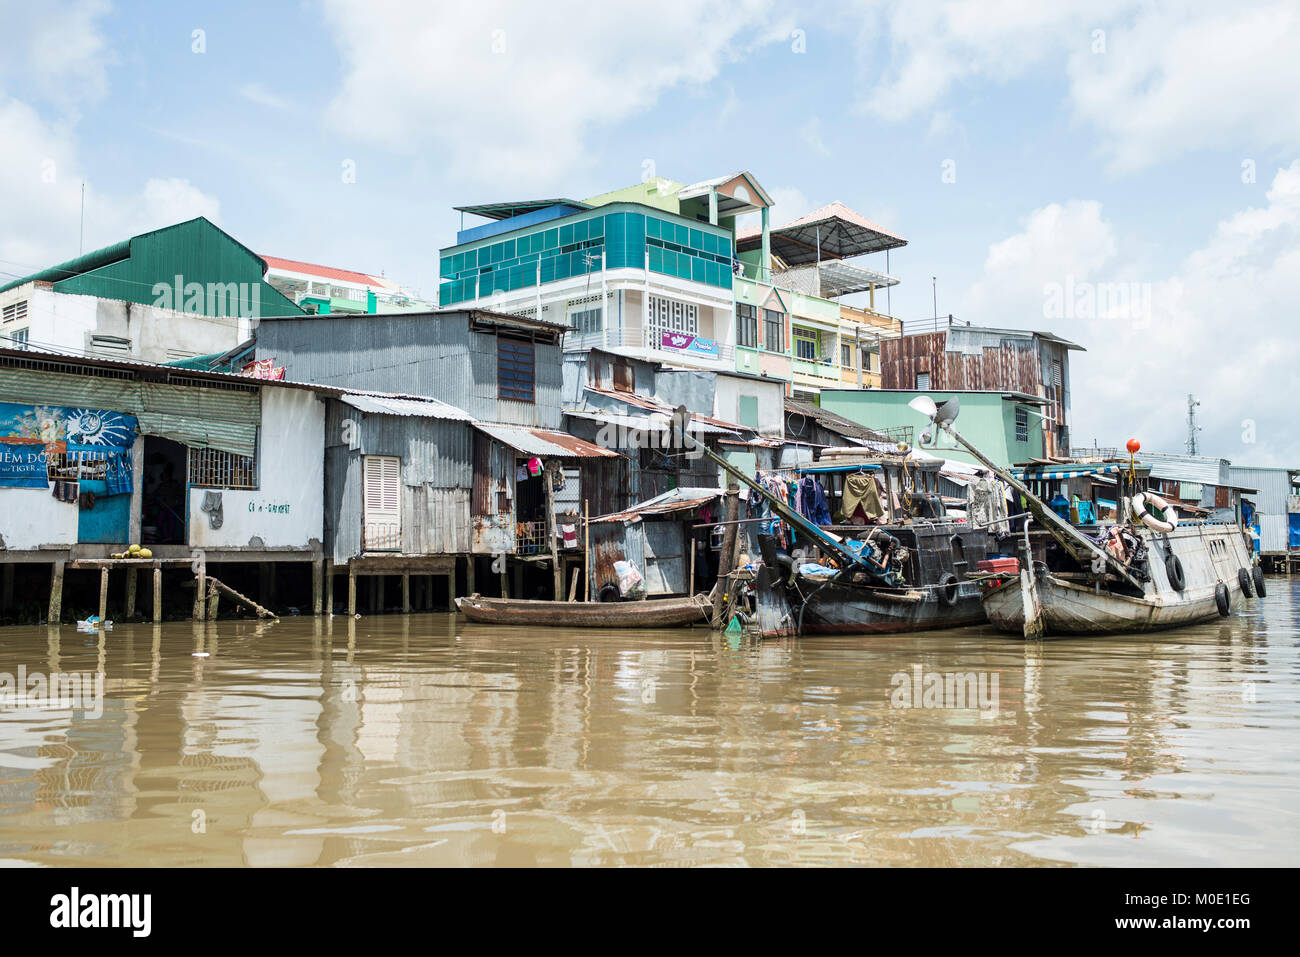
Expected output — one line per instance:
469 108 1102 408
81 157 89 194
207 575 274 619
712 482 740 624
152 565 162 623
192 559 206 621
347 565 357 617
401 572 410 614
125 567 138 618
48 561 65 625
207 579 219 620
568 566 580 602
466 556 475 597
324 558 333 614
312 558 323 616
500 559 509 599
98 566 109 622
545 464 562 600
583 499 590 602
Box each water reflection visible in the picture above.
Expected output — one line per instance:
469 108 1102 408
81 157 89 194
0 583 1296 867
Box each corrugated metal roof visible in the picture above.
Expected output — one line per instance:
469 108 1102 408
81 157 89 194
1141 451 1228 485
564 408 737 436
341 391 474 421
592 486 721 523
583 386 748 434
474 423 618 458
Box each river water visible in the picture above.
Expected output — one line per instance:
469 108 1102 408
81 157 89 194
1 581 1296 867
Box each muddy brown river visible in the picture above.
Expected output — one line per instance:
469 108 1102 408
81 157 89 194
1 582 1297 867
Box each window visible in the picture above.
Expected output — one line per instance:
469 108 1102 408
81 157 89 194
90 334 132 357
648 295 698 336
736 303 758 348
190 446 259 489
762 309 784 353
916 372 930 390
362 455 401 552
498 337 535 403
8 328 28 350
2 300 27 323
1015 406 1029 442
570 307 602 334
738 395 759 429
794 330 818 361
861 349 873 371
841 344 852 367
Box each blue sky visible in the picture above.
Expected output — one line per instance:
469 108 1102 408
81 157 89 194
3 0 1298 464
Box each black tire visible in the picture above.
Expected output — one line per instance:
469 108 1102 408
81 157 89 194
1238 567 1254 597
937 572 960 607
597 584 621 603
1253 566 1267 597
1165 553 1186 592
1215 582 1231 617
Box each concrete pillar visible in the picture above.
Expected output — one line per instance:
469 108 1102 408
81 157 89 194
347 565 357 617
125 567 138 618
153 566 162 623
401 572 410 614
324 558 334 615
48 561 65 624
98 566 109 622
760 206 771 282
312 559 324 616
207 579 219 620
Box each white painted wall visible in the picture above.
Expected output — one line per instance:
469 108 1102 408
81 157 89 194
715 373 785 438
188 386 324 551
0 487 80 550
0 286 247 362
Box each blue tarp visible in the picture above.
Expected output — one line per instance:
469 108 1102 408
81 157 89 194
1289 513 1300 549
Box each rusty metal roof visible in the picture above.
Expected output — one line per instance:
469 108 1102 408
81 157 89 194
583 387 749 434
592 487 721 523
473 423 618 458
341 391 474 421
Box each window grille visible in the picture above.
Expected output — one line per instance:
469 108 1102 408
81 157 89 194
189 446 258 489
2 300 27 323
498 337 535 403
735 303 758 348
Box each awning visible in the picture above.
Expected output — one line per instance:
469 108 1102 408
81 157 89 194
1012 464 1122 480
474 423 618 458
592 487 721 523
342 392 473 421
565 408 737 436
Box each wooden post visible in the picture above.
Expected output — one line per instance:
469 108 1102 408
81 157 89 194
207 579 219 620
98 566 109 622
312 559 324 616
192 558 206 621
583 499 590 603
466 556 476 596
712 481 740 624
689 537 697 597
545 463 562 600
500 558 509 598
401 572 410 614
323 557 333 614
568 566 580 602
152 566 162 623
48 561 65 624
348 565 357 617
125 566 138 618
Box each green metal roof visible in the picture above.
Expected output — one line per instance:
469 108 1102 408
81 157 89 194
0 216 304 319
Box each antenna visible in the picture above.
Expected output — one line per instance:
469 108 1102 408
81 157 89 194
1186 393 1202 455
79 181 85 254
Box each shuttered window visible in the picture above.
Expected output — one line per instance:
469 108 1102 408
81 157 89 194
2 300 27 323
498 338 535 403
363 455 401 551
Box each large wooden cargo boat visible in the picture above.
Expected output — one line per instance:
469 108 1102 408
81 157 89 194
454 593 711 628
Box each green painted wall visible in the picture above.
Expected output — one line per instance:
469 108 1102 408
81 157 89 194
819 391 1045 467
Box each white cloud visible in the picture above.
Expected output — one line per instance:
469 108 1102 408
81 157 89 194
959 164 1300 465
800 116 831 156
855 0 1300 172
239 82 291 111
319 0 787 185
0 0 115 107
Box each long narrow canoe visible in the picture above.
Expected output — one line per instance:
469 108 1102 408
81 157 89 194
454 594 712 628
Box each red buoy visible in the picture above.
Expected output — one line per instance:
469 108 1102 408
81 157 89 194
1126 438 1141 454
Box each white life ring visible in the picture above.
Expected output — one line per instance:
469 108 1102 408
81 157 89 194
1131 491 1178 532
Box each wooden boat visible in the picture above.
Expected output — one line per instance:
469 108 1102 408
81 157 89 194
981 522 1257 637
901 395 1262 638
454 593 712 628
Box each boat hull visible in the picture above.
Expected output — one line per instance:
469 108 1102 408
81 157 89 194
799 578 987 635
454 594 710 628
983 523 1256 637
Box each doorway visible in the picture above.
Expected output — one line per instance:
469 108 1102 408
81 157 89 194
142 437 187 545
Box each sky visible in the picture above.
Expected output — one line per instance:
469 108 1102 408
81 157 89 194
1 0 1297 466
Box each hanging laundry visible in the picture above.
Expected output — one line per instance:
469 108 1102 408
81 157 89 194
842 472 884 523
52 479 79 503
797 475 832 525
560 523 578 548
515 465 528 483
526 457 543 476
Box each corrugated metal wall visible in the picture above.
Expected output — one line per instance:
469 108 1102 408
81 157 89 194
259 314 564 428
325 399 474 562
1228 465 1298 553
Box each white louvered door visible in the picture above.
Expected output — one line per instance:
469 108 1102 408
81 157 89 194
363 455 401 551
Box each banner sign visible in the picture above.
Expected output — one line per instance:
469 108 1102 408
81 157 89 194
0 403 137 488
659 332 720 358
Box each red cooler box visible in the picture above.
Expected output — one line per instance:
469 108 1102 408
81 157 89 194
977 557 1020 574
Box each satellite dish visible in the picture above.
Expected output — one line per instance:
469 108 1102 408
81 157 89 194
908 395 938 420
